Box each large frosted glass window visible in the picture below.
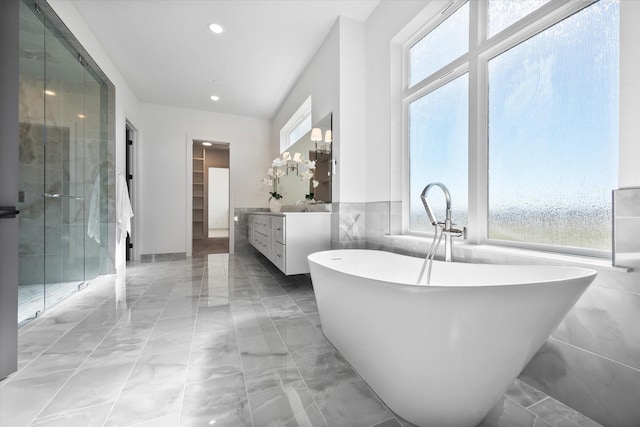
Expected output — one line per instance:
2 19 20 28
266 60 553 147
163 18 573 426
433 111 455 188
404 0 618 254
488 0 550 37
409 2 469 87
409 75 468 232
488 0 619 249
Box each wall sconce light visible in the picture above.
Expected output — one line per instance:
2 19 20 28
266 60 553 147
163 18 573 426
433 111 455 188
284 151 302 175
311 128 322 143
324 129 332 143
311 127 331 153
287 162 299 175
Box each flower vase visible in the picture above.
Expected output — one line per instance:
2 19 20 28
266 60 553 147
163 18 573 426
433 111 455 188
269 198 282 212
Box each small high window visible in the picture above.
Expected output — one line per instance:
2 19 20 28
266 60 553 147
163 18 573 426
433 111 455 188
280 96 312 153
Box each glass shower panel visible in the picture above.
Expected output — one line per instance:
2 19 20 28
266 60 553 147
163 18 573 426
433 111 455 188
83 67 105 280
42 13 87 309
17 0 46 322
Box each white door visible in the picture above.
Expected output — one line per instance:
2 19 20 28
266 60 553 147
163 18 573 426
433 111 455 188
208 168 229 231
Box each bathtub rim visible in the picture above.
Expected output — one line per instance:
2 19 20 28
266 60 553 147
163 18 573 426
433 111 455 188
308 248 598 289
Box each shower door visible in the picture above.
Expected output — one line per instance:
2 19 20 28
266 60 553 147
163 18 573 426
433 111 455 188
17 0 111 322
41 4 88 314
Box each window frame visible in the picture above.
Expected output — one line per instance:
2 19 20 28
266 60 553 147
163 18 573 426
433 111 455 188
402 0 614 258
280 96 312 153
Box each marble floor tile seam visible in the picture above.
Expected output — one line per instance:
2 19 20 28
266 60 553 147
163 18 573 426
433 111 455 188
138 280 203 425
103 269 197 427
521 393 549 410
241 272 333 427
243 255 424 427
105 349 191 426
251 292 399 427
252 266 321 331
502 394 555 427
228 257 313 427
549 336 640 375
13 291 122 380
227 273 257 427
525 396 604 427
22 277 116 323
16 284 113 337
31 400 118 427
24 364 96 425
19 315 146 424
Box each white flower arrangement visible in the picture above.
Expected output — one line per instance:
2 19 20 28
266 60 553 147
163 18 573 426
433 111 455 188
259 152 317 201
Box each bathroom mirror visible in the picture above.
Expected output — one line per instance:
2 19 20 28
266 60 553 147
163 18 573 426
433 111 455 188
278 113 332 206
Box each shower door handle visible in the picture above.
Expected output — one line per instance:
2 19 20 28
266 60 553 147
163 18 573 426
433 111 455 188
0 206 20 219
42 193 84 200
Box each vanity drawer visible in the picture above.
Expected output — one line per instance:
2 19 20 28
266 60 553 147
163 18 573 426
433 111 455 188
252 215 270 235
272 242 285 271
257 232 270 255
272 217 285 244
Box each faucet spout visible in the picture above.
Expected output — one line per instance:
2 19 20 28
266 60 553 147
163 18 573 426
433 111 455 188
420 182 451 226
420 182 462 263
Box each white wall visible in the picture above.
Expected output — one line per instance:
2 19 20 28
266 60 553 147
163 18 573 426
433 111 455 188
138 103 271 255
336 17 367 203
48 0 141 272
619 0 640 188
364 0 445 202
271 16 369 204
271 20 340 169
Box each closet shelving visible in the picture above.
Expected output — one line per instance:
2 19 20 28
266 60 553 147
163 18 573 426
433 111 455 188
192 147 206 238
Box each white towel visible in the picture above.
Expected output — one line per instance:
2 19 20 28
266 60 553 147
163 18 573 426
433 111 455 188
116 174 134 244
87 175 101 243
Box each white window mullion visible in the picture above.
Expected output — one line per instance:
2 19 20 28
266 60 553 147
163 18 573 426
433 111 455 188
468 54 489 245
468 0 488 244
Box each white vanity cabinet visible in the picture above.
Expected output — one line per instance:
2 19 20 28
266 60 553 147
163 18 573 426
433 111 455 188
249 212 331 275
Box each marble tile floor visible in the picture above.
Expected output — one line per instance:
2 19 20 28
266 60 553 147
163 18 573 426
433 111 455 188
0 251 603 427
18 281 83 325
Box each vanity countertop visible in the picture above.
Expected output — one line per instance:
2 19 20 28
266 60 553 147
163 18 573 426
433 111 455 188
251 210 331 216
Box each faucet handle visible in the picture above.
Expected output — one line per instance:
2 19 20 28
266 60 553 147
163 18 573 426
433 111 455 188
442 226 466 238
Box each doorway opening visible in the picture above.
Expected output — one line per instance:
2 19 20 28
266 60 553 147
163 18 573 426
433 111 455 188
192 140 230 255
125 121 137 261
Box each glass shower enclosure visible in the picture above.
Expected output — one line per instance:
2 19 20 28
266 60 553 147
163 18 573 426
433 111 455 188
18 0 115 324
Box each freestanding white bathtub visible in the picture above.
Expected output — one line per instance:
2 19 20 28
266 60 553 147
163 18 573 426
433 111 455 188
308 249 596 427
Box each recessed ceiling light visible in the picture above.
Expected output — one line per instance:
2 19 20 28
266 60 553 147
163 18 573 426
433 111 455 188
210 95 220 101
208 23 224 34
77 114 85 119
202 142 213 146
44 89 56 96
